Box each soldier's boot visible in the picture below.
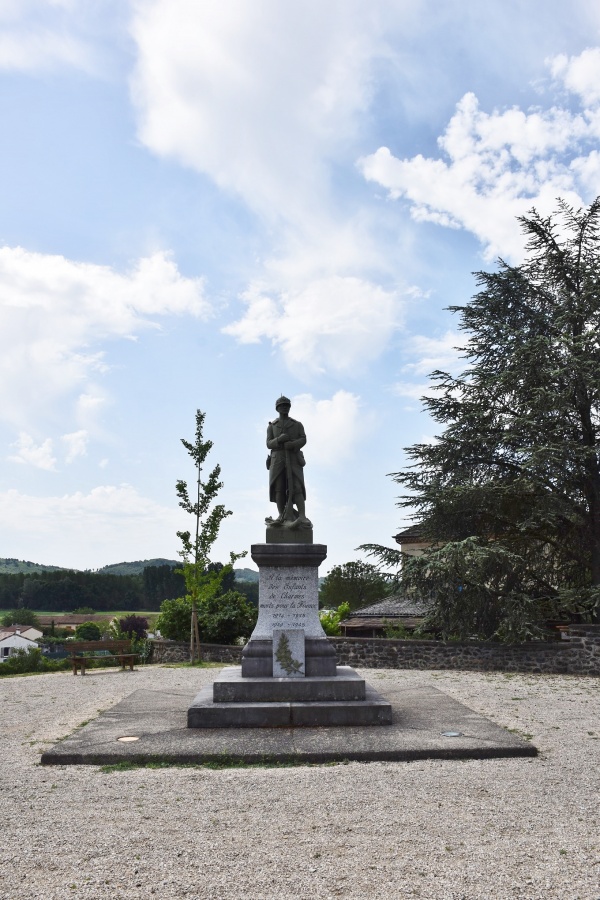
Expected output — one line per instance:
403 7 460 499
275 491 286 521
294 493 311 526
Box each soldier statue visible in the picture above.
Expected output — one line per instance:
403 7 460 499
265 395 312 530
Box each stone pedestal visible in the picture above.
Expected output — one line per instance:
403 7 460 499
241 543 336 677
187 539 393 728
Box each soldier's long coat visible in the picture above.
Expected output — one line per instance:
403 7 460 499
267 416 307 501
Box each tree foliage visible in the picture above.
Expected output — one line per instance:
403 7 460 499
319 601 351 636
74 621 101 640
197 590 257 645
363 198 600 640
174 410 246 659
0 563 195 613
176 410 243 600
118 615 149 640
1 608 40 628
155 597 191 641
318 561 389 611
142 565 185 608
155 591 256 644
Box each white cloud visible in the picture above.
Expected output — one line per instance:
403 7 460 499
61 430 88 463
225 276 402 374
360 49 600 262
130 0 387 225
391 331 465 404
8 433 56 470
0 28 93 72
0 0 106 74
289 391 364 465
0 484 182 569
130 1 412 373
0 246 209 430
391 382 433 401
403 331 464 376
549 47 600 106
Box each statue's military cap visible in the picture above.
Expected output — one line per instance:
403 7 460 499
275 395 291 409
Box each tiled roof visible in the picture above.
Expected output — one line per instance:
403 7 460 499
350 595 430 617
0 624 41 633
394 524 426 542
341 616 424 630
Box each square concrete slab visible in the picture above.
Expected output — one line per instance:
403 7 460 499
41 681 537 766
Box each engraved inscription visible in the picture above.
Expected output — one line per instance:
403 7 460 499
250 566 326 640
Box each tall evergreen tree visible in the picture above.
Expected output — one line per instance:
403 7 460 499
363 198 600 640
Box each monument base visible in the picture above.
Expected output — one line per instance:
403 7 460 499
188 666 392 728
265 526 313 544
213 665 366 702
241 637 337 677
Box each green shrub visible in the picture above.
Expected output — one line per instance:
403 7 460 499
383 620 415 639
156 591 258 645
197 590 257 645
0 648 70 676
319 602 351 636
155 597 192 641
74 621 102 640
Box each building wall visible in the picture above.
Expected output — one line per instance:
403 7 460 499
0 634 38 661
149 625 600 675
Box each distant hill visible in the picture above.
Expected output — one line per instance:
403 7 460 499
0 558 68 574
0 557 261 581
234 567 259 583
96 559 179 576
98 561 260 580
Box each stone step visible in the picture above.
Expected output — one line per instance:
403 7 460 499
212 666 366 703
188 682 393 728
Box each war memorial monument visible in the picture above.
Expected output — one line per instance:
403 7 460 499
187 395 393 727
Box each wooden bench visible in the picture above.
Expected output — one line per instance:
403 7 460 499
67 640 139 676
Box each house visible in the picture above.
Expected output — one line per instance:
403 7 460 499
36 614 111 632
340 595 430 637
0 624 43 642
0 632 39 661
393 524 431 558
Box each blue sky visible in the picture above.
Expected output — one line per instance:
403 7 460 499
1 0 600 573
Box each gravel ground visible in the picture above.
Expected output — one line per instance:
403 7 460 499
1 664 599 900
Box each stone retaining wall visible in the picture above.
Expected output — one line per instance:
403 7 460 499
150 624 600 675
330 624 600 675
151 640 242 665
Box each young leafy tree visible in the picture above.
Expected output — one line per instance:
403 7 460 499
363 198 600 640
175 409 246 659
